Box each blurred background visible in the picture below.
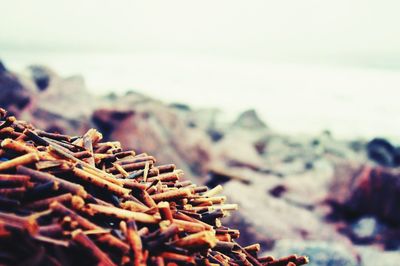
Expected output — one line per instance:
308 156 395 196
2 0 400 138
1 1 400 265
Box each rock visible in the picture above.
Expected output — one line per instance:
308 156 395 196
232 109 267 130
24 108 90 136
213 131 265 171
0 62 32 115
327 161 364 207
206 165 251 187
36 74 95 119
269 184 287 198
169 102 191 112
92 108 135 140
28 65 53 91
184 108 223 137
352 217 378 240
328 165 400 249
223 174 346 246
0 61 6 73
356 246 400 266
270 240 359 266
367 138 397 167
280 158 335 207
338 166 400 224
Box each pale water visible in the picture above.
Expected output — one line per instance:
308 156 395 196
2 51 400 140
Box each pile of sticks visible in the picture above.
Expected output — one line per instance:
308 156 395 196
0 108 308 266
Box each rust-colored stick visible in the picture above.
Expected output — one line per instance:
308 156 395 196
50 202 130 253
0 212 38 235
108 161 153 174
172 219 207 233
173 211 213 231
48 142 121 185
158 202 173 222
125 220 146 266
71 167 130 197
0 174 30 184
17 166 87 198
85 203 160 224
120 200 150 213
72 230 116 266
1 138 37 154
83 135 95 166
26 193 73 210
172 231 218 250
0 153 40 172
0 187 26 198
159 252 195 265
36 130 71 142
151 188 192 202
116 156 156 165
131 187 158 209
146 170 184 183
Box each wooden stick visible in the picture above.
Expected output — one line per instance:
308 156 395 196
158 202 173 222
71 167 130 197
203 185 223 197
151 189 192 202
120 200 150 213
72 230 116 266
172 231 218 250
85 203 160 224
116 156 155 165
50 202 130 253
146 170 184 183
26 193 73 210
124 220 145 266
158 252 195 265
17 166 87 198
0 153 40 171
1 138 37 154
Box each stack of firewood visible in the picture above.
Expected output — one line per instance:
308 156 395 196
0 108 308 266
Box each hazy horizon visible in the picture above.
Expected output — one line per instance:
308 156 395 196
2 0 400 69
1 0 400 139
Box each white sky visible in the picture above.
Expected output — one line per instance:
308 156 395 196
1 0 400 138
1 0 400 66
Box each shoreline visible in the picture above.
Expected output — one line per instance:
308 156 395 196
2 52 400 140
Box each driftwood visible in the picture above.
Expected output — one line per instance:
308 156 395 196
0 108 308 265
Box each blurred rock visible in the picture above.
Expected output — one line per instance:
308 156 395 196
0 61 32 115
327 161 364 207
329 165 400 249
169 102 191 112
331 166 400 225
28 65 53 91
270 240 359 266
183 108 225 142
352 217 378 240
213 131 265 171
0 61 6 73
356 246 400 266
367 138 396 167
206 165 251 187
232 109 267 129
223 173 346 246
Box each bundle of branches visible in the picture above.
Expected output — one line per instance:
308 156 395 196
0 108 308 266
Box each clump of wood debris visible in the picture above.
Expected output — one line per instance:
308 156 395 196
0 108 308 266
